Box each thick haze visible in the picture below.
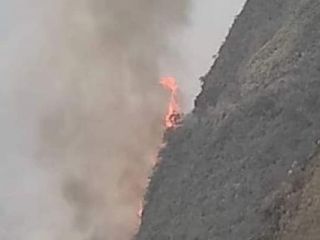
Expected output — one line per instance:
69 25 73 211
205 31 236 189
170 0 246 109
0 0 244 240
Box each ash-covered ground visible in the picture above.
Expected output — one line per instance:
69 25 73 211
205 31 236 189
137 0 320 239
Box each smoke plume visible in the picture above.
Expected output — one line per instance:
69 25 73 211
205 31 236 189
0 0 189 239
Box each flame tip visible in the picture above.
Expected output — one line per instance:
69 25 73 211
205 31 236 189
160 76 182 129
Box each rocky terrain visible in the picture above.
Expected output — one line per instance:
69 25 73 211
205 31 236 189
136 0 320 239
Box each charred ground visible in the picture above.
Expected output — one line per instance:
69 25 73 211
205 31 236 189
137 0 320 239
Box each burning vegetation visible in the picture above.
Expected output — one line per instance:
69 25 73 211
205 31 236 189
137 76 183 222
160 76 183 129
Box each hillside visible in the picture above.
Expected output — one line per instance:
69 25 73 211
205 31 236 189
137 0 320 239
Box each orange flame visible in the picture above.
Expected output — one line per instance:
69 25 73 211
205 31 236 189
160 76 182 128
138 202 143 218
137 78 182 224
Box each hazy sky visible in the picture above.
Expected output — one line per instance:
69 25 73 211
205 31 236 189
0 1 246 239
0 0 246 109
174 0 246 109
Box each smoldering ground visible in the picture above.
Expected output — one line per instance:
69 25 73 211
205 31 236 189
0 0 189 239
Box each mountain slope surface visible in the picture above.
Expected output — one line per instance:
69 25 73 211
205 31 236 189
137 0 320 239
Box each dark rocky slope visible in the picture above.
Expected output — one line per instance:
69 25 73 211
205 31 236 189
137 0 320 239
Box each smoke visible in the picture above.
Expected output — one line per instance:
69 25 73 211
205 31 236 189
167 0 246 110
0 0 189 240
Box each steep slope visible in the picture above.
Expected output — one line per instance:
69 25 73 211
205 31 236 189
137 0 320 239
276 148 320 240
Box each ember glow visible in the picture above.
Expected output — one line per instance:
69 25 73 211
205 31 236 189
137 78 182 223
138 202 143 218
160 76 182 128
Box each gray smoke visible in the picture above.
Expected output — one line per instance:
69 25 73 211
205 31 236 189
0 0 189 239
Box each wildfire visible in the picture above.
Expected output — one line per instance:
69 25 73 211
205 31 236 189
138 202 143 218
160 76 182 128
137 77 182 223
